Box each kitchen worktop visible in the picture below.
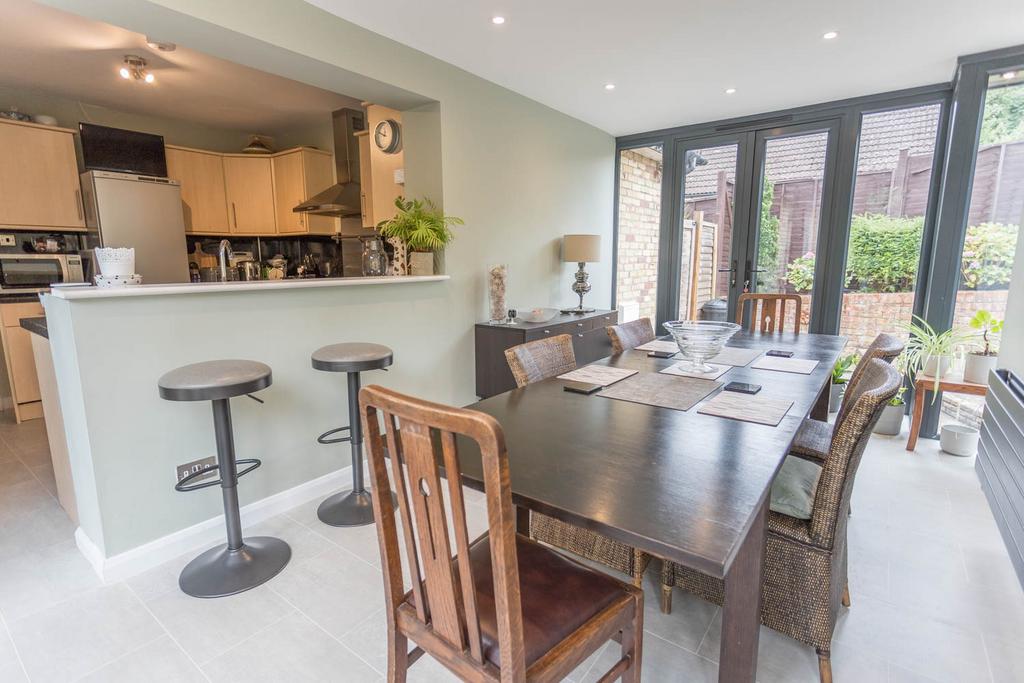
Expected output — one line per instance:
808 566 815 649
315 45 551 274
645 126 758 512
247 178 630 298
20 316 47 338
48 275 450 300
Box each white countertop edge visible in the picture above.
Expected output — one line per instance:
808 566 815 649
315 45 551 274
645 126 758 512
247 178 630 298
48 275 451 300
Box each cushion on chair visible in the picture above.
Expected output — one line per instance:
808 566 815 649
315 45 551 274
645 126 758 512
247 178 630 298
467 533 626 669
790 418 832 460
770 455 823 520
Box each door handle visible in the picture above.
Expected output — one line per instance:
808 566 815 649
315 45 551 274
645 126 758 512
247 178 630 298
74 189 83 221
231 202 238 229
717 260 737 287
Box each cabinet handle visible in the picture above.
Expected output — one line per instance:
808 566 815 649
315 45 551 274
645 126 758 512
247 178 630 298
543 329 550 334
576 322 584 327
232 202 238 228
577 333 584 338
74 189 83 221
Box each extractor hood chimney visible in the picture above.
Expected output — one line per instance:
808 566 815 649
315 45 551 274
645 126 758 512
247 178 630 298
293 108 365 217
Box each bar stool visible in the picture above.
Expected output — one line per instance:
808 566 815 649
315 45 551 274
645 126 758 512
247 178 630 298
312 342 397 526
159 359 291 598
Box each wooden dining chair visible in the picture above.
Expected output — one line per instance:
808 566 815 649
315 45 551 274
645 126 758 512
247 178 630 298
504 334 576 388
659 360 901 683
736 293 803 333
360 385 643 683
791 332 905 462
503 337 652 586
606 318 655 354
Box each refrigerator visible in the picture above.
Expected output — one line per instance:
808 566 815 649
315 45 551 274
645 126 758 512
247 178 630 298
79 170 189 284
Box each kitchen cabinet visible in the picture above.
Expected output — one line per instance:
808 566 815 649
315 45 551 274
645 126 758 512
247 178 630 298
165 146 230 234
0 302 45 423
359 104 405 228
223 156 277 235
272 149 337 235
0 119 85 231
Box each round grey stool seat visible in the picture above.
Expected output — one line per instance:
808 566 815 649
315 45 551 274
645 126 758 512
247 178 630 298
159 360 272 402
312 343 393 373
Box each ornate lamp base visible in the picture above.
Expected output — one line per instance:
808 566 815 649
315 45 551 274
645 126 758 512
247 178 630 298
560 261 594 315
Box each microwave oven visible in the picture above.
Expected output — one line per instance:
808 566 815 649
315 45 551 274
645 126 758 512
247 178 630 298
0 253 85 292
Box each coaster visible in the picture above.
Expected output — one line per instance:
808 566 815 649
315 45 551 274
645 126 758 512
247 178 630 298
697 391 794 426
659 362 730 381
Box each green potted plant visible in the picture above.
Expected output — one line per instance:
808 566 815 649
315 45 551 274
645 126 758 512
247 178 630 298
873 354 908 436
963 309 1002 384
376 197 463 276
829 353 859 413
898 315 969 390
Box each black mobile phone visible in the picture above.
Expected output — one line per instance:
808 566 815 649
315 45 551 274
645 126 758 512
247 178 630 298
724 381 762 395
766 350 794 358
563 380 603 395
648 350 676 359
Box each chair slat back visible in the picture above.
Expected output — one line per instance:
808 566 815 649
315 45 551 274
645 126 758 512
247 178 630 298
607 318 656 354
736 293 803 333
360 384 525 675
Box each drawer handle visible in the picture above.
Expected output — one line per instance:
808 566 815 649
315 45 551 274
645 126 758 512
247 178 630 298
577 333 584 338
74 189 83 220
543 329 550 334
576 323 584 327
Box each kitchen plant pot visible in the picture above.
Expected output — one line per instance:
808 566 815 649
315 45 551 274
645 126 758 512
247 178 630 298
408 251 435 276
922 354 953 378
829 382 846 413
963 352 997 385
939 424 980 457
873 402 905 436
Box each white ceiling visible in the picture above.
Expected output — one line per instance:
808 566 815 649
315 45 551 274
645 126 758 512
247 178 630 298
0 0 359 133
307 0 1024 136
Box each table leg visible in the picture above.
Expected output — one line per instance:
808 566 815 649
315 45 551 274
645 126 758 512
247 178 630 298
810 381 829 421
515 505 530 535
906 383 925 451
719 499 767 683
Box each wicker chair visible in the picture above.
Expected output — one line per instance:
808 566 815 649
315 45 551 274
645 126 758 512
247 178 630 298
607 318 656 354
660 359 901 683
736 293 803 333
503 336 651 586
791 333 904 461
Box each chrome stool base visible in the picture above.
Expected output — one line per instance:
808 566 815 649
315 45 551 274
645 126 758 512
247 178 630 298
317 488 398 527
178 536 292 599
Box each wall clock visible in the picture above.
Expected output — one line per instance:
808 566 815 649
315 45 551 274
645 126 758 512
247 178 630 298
374 119 402 154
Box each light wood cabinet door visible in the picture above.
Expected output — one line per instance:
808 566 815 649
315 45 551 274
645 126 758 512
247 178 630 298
0 121 85 230
165 147 229 234
5 326 40 405
273 150 337 235
223 156 277 234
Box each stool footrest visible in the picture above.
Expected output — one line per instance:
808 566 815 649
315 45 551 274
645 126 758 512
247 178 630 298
317 426 352 445
174 458 262 492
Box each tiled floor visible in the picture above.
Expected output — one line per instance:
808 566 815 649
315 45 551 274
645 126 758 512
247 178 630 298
0 413 1022 682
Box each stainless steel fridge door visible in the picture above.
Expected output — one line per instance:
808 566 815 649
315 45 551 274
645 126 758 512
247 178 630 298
91 174 189 284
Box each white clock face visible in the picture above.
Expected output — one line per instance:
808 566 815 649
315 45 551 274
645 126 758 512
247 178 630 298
374 119 401 154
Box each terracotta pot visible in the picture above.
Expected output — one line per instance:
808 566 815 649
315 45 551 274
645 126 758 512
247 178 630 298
873 402 905 436
963 352 997 385
829 382 846 413
409 251 435 276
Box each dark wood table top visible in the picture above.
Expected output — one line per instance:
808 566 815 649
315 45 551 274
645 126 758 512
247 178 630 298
456 331 846 578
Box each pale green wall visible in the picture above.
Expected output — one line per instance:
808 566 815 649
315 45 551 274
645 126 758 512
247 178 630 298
43 0 614 555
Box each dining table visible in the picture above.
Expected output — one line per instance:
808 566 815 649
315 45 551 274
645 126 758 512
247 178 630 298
455 330 846 682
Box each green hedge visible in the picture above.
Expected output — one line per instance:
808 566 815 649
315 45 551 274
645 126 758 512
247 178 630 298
784 214 1019 293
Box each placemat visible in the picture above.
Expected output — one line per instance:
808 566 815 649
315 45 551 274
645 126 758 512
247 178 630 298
707 347 763 367
599 372 722 411
749 356 819 375
659 362 730 381
634 340 679 354
557 365 638 386
697 391 794 426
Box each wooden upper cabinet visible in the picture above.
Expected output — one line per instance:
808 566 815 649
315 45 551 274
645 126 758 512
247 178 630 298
165 146 230 234
272 149 337 235
0 120 85 230
222 156 277 235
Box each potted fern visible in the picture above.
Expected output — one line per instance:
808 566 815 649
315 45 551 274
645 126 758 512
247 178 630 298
829 353 858 413
963 310 1002 385
376 197 463 276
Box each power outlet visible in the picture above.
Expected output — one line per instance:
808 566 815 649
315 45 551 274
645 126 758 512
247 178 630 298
176 456 218 486
0 234 15 247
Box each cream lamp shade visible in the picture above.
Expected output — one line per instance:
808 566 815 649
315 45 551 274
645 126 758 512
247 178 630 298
562 234 601 263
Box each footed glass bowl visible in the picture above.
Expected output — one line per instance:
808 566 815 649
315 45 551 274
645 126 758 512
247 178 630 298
663 320 742 372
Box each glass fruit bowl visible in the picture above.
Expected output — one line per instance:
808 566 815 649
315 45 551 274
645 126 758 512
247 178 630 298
662 320 742 372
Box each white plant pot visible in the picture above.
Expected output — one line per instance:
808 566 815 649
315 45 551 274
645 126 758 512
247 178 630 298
873 403 905 436
922 354 953 378
939 424 980 457
408 251 435 276
963 353 997 385
829 383 846 413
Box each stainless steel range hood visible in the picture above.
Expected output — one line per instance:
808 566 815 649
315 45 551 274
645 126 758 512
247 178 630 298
293 108 365 217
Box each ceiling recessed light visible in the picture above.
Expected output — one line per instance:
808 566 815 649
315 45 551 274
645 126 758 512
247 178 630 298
822 31 839 40
725 88 736 95
492 16 505 25
1002 71 1017 80
605 83 616 91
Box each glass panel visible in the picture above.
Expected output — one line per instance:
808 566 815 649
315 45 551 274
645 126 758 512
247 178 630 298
678 144 738 320
615 145 663 322
839 103 942 355
754 131 830 331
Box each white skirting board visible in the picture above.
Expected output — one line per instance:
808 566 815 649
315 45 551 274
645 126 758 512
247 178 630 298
75 465 354 583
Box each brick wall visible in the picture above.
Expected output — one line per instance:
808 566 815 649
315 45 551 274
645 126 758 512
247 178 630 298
615 149 662 321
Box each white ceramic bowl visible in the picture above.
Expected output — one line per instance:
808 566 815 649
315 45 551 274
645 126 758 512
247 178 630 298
516 307 560 323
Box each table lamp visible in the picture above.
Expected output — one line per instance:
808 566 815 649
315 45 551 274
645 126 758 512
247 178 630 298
560 234 601 314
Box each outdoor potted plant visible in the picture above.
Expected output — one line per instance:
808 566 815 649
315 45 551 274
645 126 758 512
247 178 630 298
873 354 908 435
376 196 463 276
829 353 858 413
963 309 1002 385
899 315 969 390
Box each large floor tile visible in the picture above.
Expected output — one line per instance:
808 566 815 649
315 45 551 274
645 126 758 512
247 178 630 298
0 619 26 681
584 631 717 683
0 539 103 621
0 460 33 489
78 635 206 682
7 583 164 683
202 611 380 682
